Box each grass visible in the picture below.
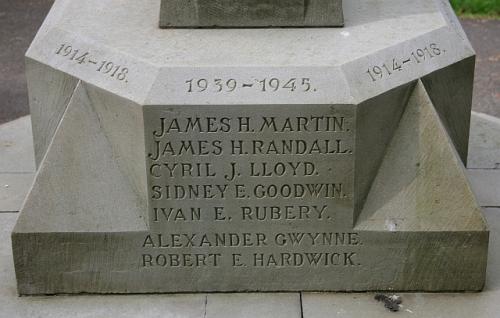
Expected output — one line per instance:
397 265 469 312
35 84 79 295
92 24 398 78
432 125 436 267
450 0 500 18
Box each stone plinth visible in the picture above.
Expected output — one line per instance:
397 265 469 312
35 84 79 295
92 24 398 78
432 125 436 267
12 0 488 295
159 0 344 28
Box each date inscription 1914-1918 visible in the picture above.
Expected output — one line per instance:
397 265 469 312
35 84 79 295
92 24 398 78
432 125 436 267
55 43 129 82
366 43 445 82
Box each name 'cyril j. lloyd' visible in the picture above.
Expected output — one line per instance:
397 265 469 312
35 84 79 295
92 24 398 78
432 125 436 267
148 114 349 183
147 114 351 224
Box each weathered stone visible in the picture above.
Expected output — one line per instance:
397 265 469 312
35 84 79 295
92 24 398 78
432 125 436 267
356 81 485 232
26 59 79 167
2 209 500 316
159 0 344 28
12 0 488 294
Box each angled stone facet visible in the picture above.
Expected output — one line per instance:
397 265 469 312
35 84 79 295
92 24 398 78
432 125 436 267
14 82 146 234
422 57 475 164
353 83 414 223
26 59 79 166
357 81 486 232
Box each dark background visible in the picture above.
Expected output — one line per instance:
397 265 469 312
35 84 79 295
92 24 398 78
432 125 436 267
0 0 498 124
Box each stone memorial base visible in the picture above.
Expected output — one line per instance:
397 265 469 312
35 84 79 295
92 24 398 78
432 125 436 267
13 0 488 295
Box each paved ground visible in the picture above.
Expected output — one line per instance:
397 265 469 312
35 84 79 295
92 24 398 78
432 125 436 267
0 0 54 125
462 18 500 118
0 1 498 124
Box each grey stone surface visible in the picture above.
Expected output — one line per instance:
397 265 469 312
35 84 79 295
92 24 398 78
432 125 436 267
2 3 497 125
461 19 500 119
14 82 147 234
0 0 54 125
2 214 301 318
0 116 35 213
1 212 207 318
26 59 79 167
22 0 475 107
0 212 298 318
469 170 500 207
302 208 500 318
0 112 493 216
468 112 500 169
206 293 301 318
0 174 33 213
12 0 489 294
2 209 500 317
159 0 343 28
0 116 35 173
2 110 498 215
467 112 500 208
356 81 484 232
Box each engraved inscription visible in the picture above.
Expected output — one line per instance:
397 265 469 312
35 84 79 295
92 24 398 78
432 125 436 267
143 106 358 270
185 77 317 93
366 43 445 82
55 43 129 82
141 232 361 268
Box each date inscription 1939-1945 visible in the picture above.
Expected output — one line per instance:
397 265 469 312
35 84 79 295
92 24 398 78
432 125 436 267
185 77 317 94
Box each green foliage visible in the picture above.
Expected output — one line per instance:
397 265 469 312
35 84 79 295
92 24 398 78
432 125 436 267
450 0 500 16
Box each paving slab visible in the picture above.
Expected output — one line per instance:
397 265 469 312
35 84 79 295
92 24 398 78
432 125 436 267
468 112 500 169
0 116 35 173
0 212 203 318
0 0 55 125
1 213 301 317
461 19 500 119
0 116 35 212
302 208 500 318
467 111 500 208
0 174 34 213
468 170 500 207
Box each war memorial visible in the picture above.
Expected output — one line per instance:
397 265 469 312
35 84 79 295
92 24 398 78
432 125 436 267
12 0 489 295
